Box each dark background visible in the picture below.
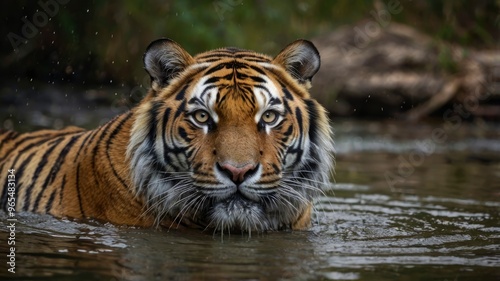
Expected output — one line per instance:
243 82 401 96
1 0 499 130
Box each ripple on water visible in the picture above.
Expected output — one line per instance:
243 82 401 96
312 184 500 271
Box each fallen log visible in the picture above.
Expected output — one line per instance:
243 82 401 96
311 23 500 120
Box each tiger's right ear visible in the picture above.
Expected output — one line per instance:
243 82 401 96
143 38 194 91
273 39 320 87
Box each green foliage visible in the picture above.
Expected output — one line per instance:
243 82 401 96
1 0 498 88
437 45 459 74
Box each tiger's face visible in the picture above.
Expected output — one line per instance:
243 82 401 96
128 39 334 233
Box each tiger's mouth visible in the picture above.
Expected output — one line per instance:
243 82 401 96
205 192 278 233
185 170 311 233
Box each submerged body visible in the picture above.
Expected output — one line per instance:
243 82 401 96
0 39 334 233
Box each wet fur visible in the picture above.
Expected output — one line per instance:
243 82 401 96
0 39 334 234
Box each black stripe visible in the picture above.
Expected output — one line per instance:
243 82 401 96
269 97 282 106
218 92 230 105
200 58 222 63
283 98 292 115
235 54 269 61
197 52 235 60
240 58 270 63
199 85 217 100
1 151 36 210
281 125 294 143
90 117 117 187
249 75 266 83
282 86 294 101
87 114 127 198
50 135 81 185
45 188 57 214
148 101 162 145
254 85 272 98
295 107 303 136
162 108 172 136
0 134 53 163
161 107 172 166
178 127 191 142
272 164 281 174
0 131 19 152
305 100 320 145
4 138 43 177
204 63 227 76
175 84 189 100
299 160 318 180
23 137 64 211
32 134 81 211
174 100 186 119
248 65 266 75
58 174 66 210
105 113 133 191
222 73 234 81
204 76 221 85
285 147 303 168
74 130 95 163
75 163 85 217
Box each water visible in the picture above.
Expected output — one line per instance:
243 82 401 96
1 118 499 280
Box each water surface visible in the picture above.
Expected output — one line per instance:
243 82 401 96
1 119 499 280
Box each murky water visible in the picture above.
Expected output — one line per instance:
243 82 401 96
1 118 499 280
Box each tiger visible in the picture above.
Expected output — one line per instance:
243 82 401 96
0 38 334 234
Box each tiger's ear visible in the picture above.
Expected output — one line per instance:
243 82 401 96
143 38 194 91
273 39 320 86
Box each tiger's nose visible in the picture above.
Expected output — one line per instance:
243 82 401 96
217 162 258 185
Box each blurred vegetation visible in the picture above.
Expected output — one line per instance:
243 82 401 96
1 0 499 89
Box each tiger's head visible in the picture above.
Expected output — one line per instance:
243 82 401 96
127 38 334 233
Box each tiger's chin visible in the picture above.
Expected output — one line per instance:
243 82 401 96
206 194 276 234
195 192 306 234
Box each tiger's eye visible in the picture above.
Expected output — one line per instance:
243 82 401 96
194 110 209 123
262 110 278 124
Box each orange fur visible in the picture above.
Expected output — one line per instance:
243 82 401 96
0 39 334 232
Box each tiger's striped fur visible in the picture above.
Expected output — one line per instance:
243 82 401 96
0 39 334 233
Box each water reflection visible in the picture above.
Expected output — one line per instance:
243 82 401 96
0 120 499 280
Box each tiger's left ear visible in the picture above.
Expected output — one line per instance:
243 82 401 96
273 39 320 86
143 38 195 91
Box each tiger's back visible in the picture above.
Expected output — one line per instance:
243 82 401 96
0 116 151 226
0 38 334 233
